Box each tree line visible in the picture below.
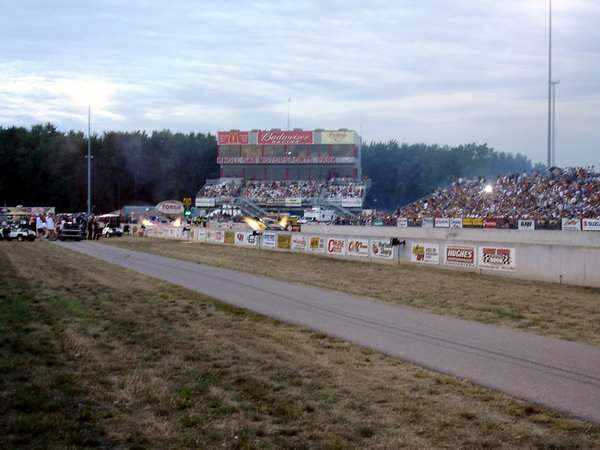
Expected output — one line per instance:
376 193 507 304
0 124 534 212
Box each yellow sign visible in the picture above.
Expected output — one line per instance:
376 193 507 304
321 130 356 145
224 230 235 245
277 233 292 250
183 197 192 207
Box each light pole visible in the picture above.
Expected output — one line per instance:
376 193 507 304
546 0 553 167
551 80 560 166
86 105 93 215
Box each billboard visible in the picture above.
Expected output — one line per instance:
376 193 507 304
258 130 313 145
224 230 235 245
235 231 258 246
435 218 450 228
479 247 516 271
562 218 581 231
346 239 369 257
445 245 477 268
156 200 184 216
263 231 276 248
370 240 394 260
207 230 224 244
327 238 346 256
320 130 356 145
450 218 463 229
218 131 249 145
277 233 292 250
411 242 440 264
518 219 535 231
583 218 600 231
291 235 307 251
308 236 325 253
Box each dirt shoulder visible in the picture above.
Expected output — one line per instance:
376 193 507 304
1 241 600 448
105 237 600 347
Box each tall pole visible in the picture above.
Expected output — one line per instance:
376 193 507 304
547 0 553 167
87 105 92 215
551 80 560 166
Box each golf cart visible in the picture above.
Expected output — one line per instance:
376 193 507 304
58 221 83 241
7 225 36 241
98 214 123 238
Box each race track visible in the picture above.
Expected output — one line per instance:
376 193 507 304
57 241 600 423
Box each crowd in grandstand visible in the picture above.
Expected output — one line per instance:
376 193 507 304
398 167 600 220
322 179 365 201
198 181 241 199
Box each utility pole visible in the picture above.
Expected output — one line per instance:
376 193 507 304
87 105 92 215
551 80 560 166
547 0 553 167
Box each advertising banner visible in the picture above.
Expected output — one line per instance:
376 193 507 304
472 218 484 228
217 131 249 145
196 228 207 242
327 238 346 256
308 236 325 253
341 198 363 208
207 230 224 244
263 231 276 248
285 197 302 207
346 239 369 257
195 197 216 207
484 219 498 229
479 247 516 271
562 218 581 231
450 218 463 229
411 242 440 264
370 240 394 260
445 245 477 268
582 218 600 231
422 218 434 228
156 200 184 216
224 231 235 245
277 233 292 250
518 219 535 231
320 130 356 145
291 235 307 251
258 130 313 145
397 217 408 228
235 231 258 246
217 155 347 165
435 218 450 228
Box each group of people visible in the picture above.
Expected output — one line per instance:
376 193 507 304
197 181 241 199
322 179 365 200
243 180 325 203
397 167 600 221
0 212 106 240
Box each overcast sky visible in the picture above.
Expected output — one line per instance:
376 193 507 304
1 0 599 165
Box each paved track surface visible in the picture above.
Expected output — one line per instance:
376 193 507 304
57 241 600 423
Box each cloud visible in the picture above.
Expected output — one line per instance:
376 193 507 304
0 0 599 165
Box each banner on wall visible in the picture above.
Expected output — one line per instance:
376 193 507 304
320 130 356 145
341 198 363 208
217 131 249 145
235 231 257 246
434 218 450 228
397 218 408 228
479 246 516 271
263 231 276 248
291 235 307 251
258 130 313 145
327 238 346 256
562 218 581 231
277 233 292 250
422 218 434 228
484 219 498 229
285 197 302 207
518 219 535 231
224 230 235 245
308 236 325 253
370 240 394 260
582 218 600 231
411 242 440 264
450 218 463 229
196 228 207 241
445 244 477 268
207 230 224 243
346 239 369 257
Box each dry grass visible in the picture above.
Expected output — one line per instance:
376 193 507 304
106 237 600 347
1 240 600 449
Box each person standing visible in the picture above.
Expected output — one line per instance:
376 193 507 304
36 215 46 238
45 213 55 240
87 217 94 240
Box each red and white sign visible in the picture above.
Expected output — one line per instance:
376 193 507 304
435 218 450 228
217 155 352 164
327 238 346 256
484 219 497 229
218 131 249 145
562 218 581 231
479 247 516 271
291 235 307 251
207 230 224 244
346 239 369 257
445 245 476 268
235 231 257 246
582 219 600 231
258 130 313 145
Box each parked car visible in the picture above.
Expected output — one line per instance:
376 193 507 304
6 226 36 242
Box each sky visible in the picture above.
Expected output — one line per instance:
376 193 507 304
1 0 599 166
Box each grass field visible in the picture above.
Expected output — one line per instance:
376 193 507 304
106 237 600 347
2 241 600 449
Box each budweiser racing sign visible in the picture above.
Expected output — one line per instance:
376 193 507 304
258 130 313 145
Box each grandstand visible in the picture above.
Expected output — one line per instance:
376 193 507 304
196 129 367 216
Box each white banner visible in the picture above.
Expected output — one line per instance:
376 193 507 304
195 197 216 207
582 218 600 231
291 234 307 251
479 247 516 271
327 238 346 256
450 218 463 229
235 231 258 246
307 236 325 253
422 218 434 228
320 130 356 145
370 240 394 260
341 198 363 208
435 218 450 228
411 242 440 264
562 218 581 231
262 231 277 248
397 217 408 228
518 219 535 231
346 238 369 257
195 228 207 242
285 197 302 207
207 230 224 243
445 244 477 268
